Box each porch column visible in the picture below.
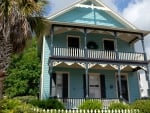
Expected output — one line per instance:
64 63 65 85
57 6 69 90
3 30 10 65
49 61 53 97
50 25 54 56
141 34 150 96
141 34 147 61
84 28 89 98
117 65 123 100
114 31 119 60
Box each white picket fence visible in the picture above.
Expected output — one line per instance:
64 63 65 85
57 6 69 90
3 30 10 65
33 108 140 113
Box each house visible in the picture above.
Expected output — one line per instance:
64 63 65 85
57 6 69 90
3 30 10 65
40 0 150 108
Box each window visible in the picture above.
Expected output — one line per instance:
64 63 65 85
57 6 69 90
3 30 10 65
68 36 80 48
104 40 114 50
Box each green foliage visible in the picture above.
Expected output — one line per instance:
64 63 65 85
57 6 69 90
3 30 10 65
0 99 21 113
108 102 129 110
13 96 37 103
131 99 150 113
29 98 65 109
79 100 102 110
0 98 36 113
4 39 41 98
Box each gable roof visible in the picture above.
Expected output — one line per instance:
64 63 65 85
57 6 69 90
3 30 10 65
47 0 137 29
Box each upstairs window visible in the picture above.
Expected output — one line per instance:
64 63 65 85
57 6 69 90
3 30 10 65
68 36 80 48
104 39 114 51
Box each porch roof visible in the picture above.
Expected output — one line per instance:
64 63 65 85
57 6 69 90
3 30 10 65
49 21 150 44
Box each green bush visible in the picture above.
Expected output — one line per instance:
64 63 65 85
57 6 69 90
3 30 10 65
13 96 37 103
0 99 22 112
131 99 150 113
79 100 102 110
13 104 36 113
108 102 129 110
29 98 65 109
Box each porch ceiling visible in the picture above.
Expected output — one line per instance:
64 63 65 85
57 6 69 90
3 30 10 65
50 21 150 43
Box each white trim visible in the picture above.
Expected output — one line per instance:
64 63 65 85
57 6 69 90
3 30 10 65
75 4 110 11
40 36 46 100
115 73 130 102
67 35 81 48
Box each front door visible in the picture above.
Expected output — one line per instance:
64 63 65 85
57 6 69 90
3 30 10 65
117 75 129 101
52 73 68 98
89 73 101 98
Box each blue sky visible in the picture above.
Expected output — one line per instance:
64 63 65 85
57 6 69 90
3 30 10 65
45 0 150 59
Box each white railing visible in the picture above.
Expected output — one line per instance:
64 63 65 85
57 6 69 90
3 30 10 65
53 47 144 61
58 98 119 109
33 108 140 113
118 52 144 61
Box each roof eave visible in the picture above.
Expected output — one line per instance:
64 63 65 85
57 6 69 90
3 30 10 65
49 21 150 37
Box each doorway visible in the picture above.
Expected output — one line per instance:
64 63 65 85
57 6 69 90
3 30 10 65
89 73 101 98
117 75 129 101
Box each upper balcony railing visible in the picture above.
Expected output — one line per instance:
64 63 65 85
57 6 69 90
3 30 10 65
53 47 145 62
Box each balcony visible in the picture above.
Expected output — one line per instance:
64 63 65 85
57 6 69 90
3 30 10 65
51 47 145 63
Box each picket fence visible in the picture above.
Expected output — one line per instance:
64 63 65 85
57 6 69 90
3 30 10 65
33 108 140 113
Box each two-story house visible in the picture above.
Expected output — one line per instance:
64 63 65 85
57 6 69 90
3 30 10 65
40 0 150 108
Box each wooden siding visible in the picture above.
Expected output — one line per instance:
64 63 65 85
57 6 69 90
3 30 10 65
41 37 51 99
128 72 140 102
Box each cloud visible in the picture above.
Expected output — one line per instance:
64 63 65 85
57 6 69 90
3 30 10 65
122 0 150 59
122 0 150 30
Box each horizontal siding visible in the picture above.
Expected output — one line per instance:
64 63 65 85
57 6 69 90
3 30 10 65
128 72 140 102
53 31 134 52
41 37 51 99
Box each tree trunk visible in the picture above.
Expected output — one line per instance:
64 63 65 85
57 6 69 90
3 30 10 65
0 71 5 99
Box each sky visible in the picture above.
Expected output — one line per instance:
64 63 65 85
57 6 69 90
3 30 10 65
46 0 150 59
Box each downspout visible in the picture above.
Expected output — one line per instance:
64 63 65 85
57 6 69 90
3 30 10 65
84 28 89 98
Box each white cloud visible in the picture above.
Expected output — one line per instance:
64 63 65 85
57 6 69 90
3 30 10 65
122 0 150 59
122 0 150 30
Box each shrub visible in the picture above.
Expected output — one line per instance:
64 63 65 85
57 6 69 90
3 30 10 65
0 99 22 112
131 99 150 113
108 102 129 110
79 100 102 110
13 96 37 103
13 104 36 113
29 98 65 109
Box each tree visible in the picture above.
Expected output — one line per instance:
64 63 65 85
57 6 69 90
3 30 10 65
4 39 41 98
0 0 50 98
0 0 50 75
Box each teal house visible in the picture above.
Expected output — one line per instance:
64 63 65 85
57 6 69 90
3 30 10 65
40 0 150 108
